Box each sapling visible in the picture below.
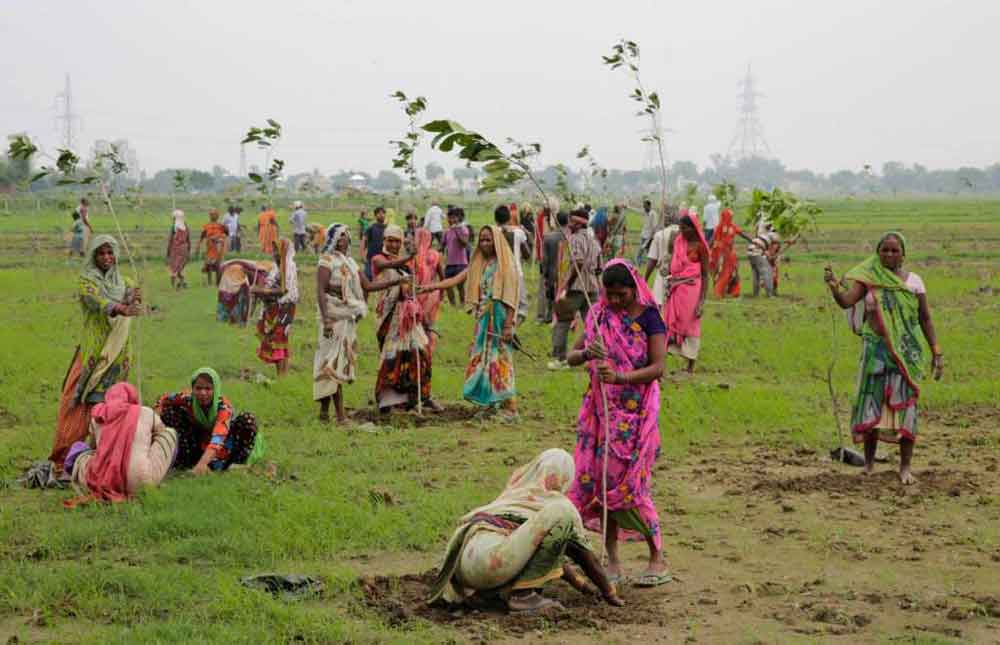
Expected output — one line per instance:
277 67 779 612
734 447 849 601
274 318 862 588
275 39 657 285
242 120 284 207
603 39 668 209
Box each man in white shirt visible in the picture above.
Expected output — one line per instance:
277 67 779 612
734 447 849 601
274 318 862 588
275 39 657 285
222 206 241 251
423 201 444 245
290 201 308 252
643 210 679 305
635 199 656 265
702 195 721 244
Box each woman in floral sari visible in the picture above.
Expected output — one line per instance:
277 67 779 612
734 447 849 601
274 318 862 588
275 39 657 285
708 207 741 298
372 225 439 412
566 260 669 587
50 235 143 472
825 232 943 484
663 215 709 373
421 226 520 418
314 224 402 422
429 449 623 613
253 237 298 377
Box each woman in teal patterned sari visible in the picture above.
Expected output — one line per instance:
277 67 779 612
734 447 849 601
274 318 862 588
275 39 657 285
421 225 520 418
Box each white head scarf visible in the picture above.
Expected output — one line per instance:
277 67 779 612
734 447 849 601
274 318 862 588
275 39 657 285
172 209 186 231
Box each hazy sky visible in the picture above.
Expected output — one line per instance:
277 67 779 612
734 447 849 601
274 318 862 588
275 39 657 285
3 0 997 177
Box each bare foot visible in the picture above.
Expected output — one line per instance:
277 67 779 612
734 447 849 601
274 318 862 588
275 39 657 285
507 591 565 613
862 464 875 476
899 469 918 485
335 414 347 424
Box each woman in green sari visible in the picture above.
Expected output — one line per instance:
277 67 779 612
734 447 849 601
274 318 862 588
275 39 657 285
824 232 943 484
428 449 623 613
51 234 143 471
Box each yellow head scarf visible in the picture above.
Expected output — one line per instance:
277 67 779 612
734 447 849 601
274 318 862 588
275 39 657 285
464 225 519 312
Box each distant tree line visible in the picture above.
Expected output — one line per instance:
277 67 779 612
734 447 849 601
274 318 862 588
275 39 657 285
3 142 998 198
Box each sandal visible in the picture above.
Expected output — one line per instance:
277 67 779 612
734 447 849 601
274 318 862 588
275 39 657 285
633 572 672 588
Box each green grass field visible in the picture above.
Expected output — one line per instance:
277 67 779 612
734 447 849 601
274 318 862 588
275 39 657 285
1 197 998 643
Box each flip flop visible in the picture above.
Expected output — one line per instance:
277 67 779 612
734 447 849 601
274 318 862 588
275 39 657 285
633 572 672 588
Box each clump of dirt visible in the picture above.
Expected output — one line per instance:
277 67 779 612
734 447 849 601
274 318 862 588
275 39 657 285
357 570 668 636
748 469 979 498
350 404 478 428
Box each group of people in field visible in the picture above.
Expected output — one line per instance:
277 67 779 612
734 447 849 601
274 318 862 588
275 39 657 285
43 195 943 614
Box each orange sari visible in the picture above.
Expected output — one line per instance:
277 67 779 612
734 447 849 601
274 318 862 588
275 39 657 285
202 222 228 267
258 210 278 254
708 208 741 298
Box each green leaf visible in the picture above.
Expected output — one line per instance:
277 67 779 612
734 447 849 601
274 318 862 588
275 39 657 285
266 118 281 129
248 173 263 183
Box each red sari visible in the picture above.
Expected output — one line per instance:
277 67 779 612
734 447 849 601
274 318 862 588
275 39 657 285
708 208 741 298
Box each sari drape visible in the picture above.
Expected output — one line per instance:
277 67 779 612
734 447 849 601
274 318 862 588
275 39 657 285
567 259 663 549
708 208 741 298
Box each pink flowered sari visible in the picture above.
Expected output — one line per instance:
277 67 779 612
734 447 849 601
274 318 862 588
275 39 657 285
567 259 663 549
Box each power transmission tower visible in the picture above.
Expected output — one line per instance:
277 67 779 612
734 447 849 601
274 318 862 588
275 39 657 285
53 73 81 151
727 64 771 160
239 143 247 177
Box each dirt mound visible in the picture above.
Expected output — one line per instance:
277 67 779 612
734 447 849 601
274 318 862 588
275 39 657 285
749 468 979 498
350 404 478 428
357 570 670 637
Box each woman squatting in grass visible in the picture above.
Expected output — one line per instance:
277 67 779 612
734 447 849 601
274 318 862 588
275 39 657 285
428 449 624 613
157 368 258 475
825 232 943 484
566 260 670 588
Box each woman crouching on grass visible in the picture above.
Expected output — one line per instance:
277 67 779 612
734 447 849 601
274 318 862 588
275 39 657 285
428 449 623 613
566 260 670 588
824 232 943 485
157 368 258 475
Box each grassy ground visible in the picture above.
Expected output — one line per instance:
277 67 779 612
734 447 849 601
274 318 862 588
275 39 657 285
1 198 998 643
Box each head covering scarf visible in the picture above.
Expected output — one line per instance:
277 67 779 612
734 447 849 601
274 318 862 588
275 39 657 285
82 234 128 303
844 231 925 382
172 209 186 231
273 237 299 303
382 224 404 256
190 367 222 430
429 449 587 605
464 225 520 312
322 223 350 256
81 382 142 502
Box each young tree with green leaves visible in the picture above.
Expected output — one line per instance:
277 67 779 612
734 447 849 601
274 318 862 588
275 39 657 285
603 39 668 208
241 120 284 207
389 91 428 194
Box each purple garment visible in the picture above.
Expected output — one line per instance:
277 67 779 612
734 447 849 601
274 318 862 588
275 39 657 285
64 441 92 475
443 226 470 267
567 259 663 549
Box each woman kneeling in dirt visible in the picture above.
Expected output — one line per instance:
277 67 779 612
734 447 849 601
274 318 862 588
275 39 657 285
427 449 623 613
824 232 943 484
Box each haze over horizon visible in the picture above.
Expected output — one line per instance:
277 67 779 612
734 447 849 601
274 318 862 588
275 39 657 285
3 0 997 178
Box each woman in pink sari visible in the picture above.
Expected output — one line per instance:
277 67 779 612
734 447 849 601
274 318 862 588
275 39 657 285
413 228 444 353
566 259 669 587
663 214 709 373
